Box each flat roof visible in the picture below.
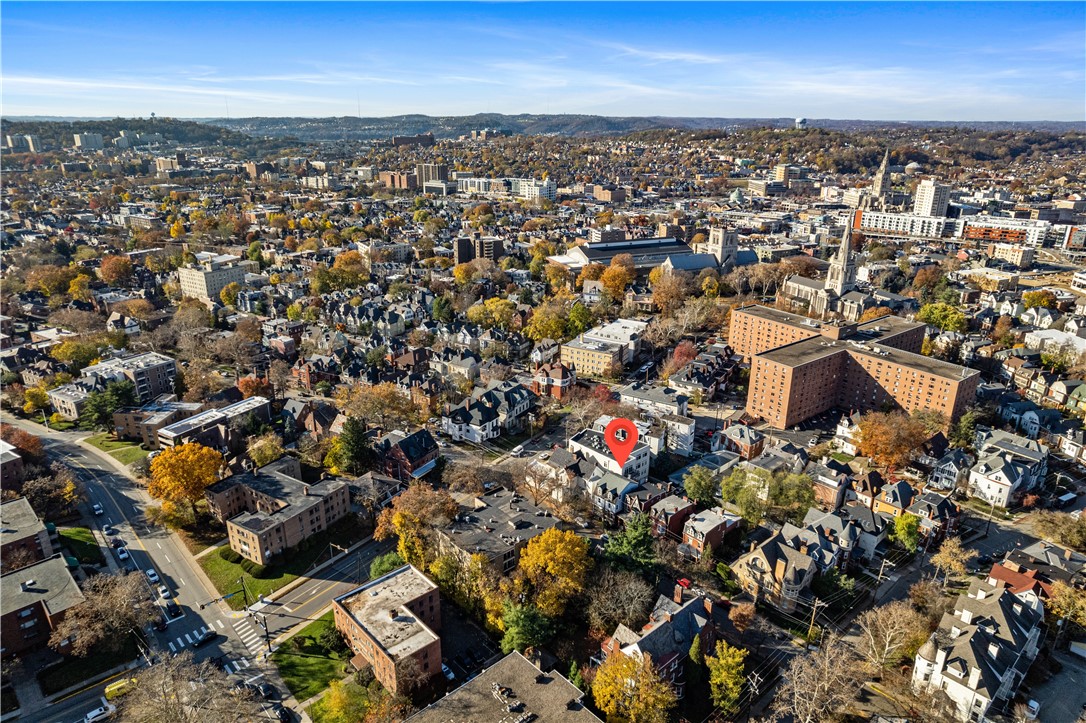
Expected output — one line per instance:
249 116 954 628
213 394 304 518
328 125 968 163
407 651 599 723
209 457 345 532
335 565 439 660
1 555 84 617
0 497 45 540
159 396 268 439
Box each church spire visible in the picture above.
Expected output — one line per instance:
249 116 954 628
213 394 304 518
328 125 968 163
872 148 892 198
826 222 857 296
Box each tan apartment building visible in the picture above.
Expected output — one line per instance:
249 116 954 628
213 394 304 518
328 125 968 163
177 253 255 302
204 457 350 565
81 352 178 403
735 305 978 430
113 398 203 449
333 565 441 695
560 337 623 378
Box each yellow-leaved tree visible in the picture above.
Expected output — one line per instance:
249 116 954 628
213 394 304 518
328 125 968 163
517 528 592 618
592 653 677 723
148 442 224 516
374 484 457 569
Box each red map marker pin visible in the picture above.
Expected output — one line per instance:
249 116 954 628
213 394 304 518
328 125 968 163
604 418 639 467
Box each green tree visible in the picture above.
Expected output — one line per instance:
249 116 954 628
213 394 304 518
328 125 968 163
431 295 453 323
338 416 376 475
603 513 657 573
500 602 553 653
567 302 593 336
687 635 704 685
683 465 717 507
706 640 747 713
891 513 921 552
369 551 406 580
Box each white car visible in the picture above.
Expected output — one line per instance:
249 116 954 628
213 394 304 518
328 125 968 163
92 503 104 516
510 445 525 457
84 704 116 722
441 663 455 681
145 569 160 584
116 548 130 561
1025 700 1040 720
158 584 171 599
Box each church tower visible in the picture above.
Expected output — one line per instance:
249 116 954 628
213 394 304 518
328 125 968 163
825 223 857 296
702 227 738 270
871 148 892 199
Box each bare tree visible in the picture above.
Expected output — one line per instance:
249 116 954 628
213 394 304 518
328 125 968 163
50 574 159 656
930 536 976 587
267 359 293 399
119 651 265 723
444 460 485 494
771 634 864 723
854 600 928 672
1 546 38 573
587 567 654 632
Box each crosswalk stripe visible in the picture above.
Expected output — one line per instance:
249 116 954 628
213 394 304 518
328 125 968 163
168 642 176 652
175 637 186 648
216 620 225 629
184 633 194 644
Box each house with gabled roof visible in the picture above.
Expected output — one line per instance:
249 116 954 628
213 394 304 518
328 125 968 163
912 579 1043 722
733 531 817 612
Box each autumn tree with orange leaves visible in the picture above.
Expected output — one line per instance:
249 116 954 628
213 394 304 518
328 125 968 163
148 442 223 516
857 411 928 475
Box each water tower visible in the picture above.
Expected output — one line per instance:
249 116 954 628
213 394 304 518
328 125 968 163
794 117 808 130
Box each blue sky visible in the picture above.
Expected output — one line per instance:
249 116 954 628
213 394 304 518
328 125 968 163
2 2 1083 121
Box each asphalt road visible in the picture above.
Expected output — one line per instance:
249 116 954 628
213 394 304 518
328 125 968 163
5 420 281 723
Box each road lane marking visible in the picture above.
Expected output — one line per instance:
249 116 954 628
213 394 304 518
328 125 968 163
244 673 265 684
283 606 293 613
179 577 185 586
157 542 162 549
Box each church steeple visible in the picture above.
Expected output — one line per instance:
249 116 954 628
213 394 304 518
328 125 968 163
826 223 857 296
872 148 892 198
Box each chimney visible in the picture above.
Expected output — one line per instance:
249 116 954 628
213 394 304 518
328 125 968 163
799 542 809 555
960 608 973 624
389 609 397 620
967 666 981 690
704 598 714 617
303 485 310 496
774 556 787 584
1066 548 1074 561
673 584 684 604
749 540 758 553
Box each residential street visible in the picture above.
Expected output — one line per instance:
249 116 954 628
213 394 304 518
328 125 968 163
4 419 289 723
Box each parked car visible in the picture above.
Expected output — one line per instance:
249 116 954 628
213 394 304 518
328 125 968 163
442 663 455 681
145 569 160 584
92 504 104 516
103 525 118 536
157 585 171 599
84 704 116 722
153 617 168 632
110 538 124 549
165 602 182 618
274 706 291 722
259 683 279 700
116 548 130 561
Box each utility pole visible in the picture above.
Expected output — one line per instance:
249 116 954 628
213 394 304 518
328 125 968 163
806 598 825 647
237 576 251 609
983 497 997 538
744 671 762 722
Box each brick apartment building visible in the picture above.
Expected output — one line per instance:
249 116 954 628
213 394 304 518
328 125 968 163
731 305 980 430
0 498 54 569
1 555 84 656
333 565 441 695
204 456 350 565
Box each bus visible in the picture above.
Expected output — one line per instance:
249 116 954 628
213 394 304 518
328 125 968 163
104 677 137 701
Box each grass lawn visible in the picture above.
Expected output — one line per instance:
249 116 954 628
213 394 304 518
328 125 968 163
84 432 138 453
58 526 104 565
110 446 149 466
272 612 348 701
48 420 76 431
176 515 227 556
831 452 856 464
1 686 18 715
199 519 365 609
37 637 139 696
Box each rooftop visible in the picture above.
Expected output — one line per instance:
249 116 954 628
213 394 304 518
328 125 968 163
0 497 46 541
1 555 85 618
207 457 346 533
335 565 439 660
158 395 269 440
407 651 599 723
443 488 560 561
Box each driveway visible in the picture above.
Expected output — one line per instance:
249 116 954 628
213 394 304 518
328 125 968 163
1029 652 1086 723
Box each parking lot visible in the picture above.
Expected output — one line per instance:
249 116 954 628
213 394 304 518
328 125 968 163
438 599 502 685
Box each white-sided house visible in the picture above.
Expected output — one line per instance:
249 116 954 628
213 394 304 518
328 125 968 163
441 398 499 443
584 468 640 522
568 428 650 484
929 449 974 491
968 453 1030 508
835 412 863 456
912 578 1043 722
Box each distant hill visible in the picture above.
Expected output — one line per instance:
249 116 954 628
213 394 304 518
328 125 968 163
0 116 303 153
197 114 1083 141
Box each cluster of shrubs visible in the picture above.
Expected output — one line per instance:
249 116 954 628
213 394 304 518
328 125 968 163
218 546 268 578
